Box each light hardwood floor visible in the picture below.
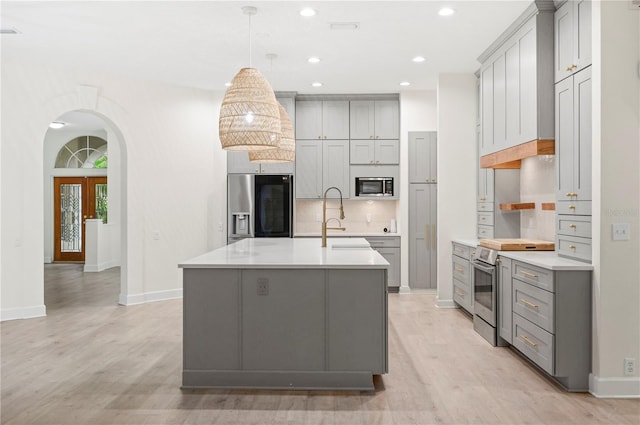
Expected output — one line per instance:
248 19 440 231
1 264 638 425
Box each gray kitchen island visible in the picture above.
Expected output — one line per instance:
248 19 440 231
178 237 389 391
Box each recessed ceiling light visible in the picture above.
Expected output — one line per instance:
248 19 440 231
49 122 66 129
412 56 426 63
438 7 455 16
308 56 321 64
300 7 316 17
224 82 232 87
311 82 323 87
399 82 411 87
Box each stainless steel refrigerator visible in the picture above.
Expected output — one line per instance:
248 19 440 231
227 174 293 244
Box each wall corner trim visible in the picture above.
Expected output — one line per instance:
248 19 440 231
589 374 640 398
119 288 183 306
1 305 47 322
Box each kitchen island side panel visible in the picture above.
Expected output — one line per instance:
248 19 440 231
183 268 241 370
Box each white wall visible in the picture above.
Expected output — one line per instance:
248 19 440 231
399 90 437 289
1 61 228 319
590 1 640 397
436 74 477 306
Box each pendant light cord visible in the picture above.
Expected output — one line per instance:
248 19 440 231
248 12 252 68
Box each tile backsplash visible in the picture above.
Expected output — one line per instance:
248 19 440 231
295 199 398 234
520 155 556 241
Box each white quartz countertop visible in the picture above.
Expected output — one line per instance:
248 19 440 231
179 237 390 269
451 238 593 271
295 232 401 238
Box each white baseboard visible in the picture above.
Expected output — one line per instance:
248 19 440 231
83 260 119 273
119 288 183 306
1 305 47 321
589 374 640 398
44 256 52 264
435 297 458 308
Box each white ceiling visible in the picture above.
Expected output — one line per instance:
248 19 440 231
1 1 531 94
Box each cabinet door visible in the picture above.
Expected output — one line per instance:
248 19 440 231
492 54 507 152
408 131 436 183
322 101 350 140
374 100 399 139
322 140 350 198
554 2 573 83
555 76 574 200
574 67 591 201
376 247 400 288
480 64 494 156
409 184 436 289
498 257 513 344
260 162 295 175
505 40 520 146
350 140 375 164
295 100 323 140
574 0 591 73
295 140 322 198
350 100 375 140
374 139 399 165
227 151 260 174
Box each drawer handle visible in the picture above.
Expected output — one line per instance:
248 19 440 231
569 245 576 250
479 197 486 201
519 335 538 347
521 298 539 309
521 270 538 278
569 224 577 229
455 289 465 297
565 192 577 197
480 217 486 221
455 247 463 253
454 265 464 273
569 205 576 210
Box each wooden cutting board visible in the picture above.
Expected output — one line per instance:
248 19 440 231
479 238 555 251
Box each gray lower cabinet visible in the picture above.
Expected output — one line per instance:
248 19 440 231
510 260 592 391
367 236 400 292
497 257 513 344
452 242 473 314
409 184 437 289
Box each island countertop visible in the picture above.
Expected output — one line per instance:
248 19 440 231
179 237 389 269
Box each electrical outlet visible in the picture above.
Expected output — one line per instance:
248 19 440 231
257 278 269 296
315 213 322 222
153 231 160 240
612 223 631 241
624 358 636 376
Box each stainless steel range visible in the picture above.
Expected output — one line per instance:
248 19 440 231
472 246 507 346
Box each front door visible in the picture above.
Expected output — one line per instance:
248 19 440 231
53 177 107 262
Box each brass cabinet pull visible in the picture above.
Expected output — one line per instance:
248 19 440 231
495 258 502 264
479 197 486 201
565 192 577 198
569 205 576 210
565 64 577 71
569 245 576 250
521 298 539 309
455 265 464 273
455 247 463 253
455 289 465 297
569 224 577 229
481 217 486 221
519 335 538 347
521 270 538 278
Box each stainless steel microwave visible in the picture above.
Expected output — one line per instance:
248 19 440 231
355 177 394 197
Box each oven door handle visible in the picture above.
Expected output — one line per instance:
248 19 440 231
472 261 495 274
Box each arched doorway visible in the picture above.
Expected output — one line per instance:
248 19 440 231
43 110 126 307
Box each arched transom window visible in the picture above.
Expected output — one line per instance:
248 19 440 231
55 136 108 169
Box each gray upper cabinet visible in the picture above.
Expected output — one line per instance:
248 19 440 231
555 67 592 202
554 0 591 84
408 131 437 183
227 95 296 174
295 139 349 199
322 140 350 198
350 140 399 165
296 100 349 140
477 127 495 203
478 7 554 156
350 100 399 140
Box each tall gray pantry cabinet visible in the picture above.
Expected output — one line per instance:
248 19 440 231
408 131 437 289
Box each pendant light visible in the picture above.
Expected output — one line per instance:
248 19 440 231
249 54 295 163
219 6 281 151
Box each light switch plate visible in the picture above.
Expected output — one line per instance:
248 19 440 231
612 223 631 241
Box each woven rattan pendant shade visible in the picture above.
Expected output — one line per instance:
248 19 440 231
219 67 281 151
248 103 295 162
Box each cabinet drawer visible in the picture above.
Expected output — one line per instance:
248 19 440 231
452 242 471 260
557 215 591 238
512 261 554 292
477 225 494 239
557 234 592 262
556 200 592 215
477 202 494 212
452 256 471 284
513 279 554 333
366 236 400 248
478 212 494 226
453 280 473 314
513 314 554 375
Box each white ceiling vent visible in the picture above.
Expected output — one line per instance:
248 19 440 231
329 22 360 30
0 28 20 34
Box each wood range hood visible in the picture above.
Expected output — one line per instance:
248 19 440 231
480 139 555 169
